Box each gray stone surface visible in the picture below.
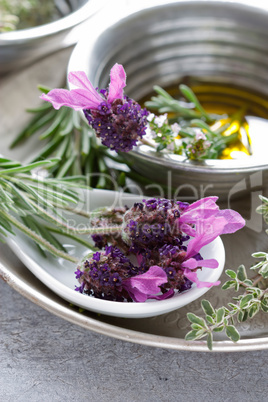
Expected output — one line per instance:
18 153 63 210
1 279 268 402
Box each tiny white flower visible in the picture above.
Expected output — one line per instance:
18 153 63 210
144 125 156 139
147 113 155 122
171 122 181 135
195 131 206 141
154 113 168 128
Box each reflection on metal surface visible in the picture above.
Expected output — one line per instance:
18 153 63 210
0 0 106 75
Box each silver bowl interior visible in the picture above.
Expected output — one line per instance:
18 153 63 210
68 0 268 198
81 1 268 99
0 0 105 75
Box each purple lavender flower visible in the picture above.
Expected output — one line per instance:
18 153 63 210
121 198 186 252
75 247 172 302
91 234 108 249
75 196 246 300
75 246 139 301
158 244 192 292
84 96 148 152
40 64 149 152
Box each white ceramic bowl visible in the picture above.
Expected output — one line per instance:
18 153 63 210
6 189 225 318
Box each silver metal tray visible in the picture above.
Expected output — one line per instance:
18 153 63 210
1 27 268 353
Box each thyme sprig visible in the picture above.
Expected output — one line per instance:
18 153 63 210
185 195 268 350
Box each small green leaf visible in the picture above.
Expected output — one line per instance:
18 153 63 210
261 300 268 313
243 279 253 286
213 326 224 332
191 324 204 330
222 280 236 290
207 333 213 351
248 304 260 318
185 329 204 341
235 282 240 292
179 84 211 120
201 299 215 317
240 294 254 309
216 307 225 323
238 310 248 323
237 265 247 281
187 313 207 328
157 143 166 152
225 269 237 279
259 195 268 203
259 263 268 278
252 252 268 258
228 303 238 311
225 325 240 343
206 315 214 324
246 287 262 297
256 205 267 214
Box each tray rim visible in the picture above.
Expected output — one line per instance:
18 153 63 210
2 259 268 352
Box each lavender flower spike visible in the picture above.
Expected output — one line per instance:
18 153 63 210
40 64 149 152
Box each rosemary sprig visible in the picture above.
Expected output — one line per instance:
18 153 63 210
185 195 268 350
145 84 221 122
0 157 101 262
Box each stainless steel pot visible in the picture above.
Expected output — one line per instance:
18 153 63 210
68 0 268 200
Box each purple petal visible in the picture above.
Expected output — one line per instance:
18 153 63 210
68 71 103 104
184 196 218 212
186 216 227 258
40 71 103 111
107 64 126 103
40 88 102 111
179 223 197 237
181 258 219 270
123 265 167 302
180 196 219 224
179 197 245 238
217 209 245 234
184 269 221 289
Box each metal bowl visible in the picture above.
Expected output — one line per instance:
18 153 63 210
68 0 268 200
0 0 105 76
